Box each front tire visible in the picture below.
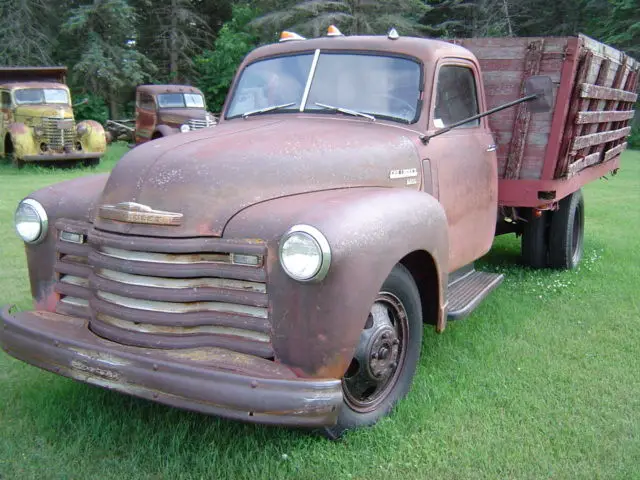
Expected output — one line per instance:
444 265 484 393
549 190 584 269
323 263 423 439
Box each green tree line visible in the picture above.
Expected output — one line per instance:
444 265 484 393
0 0 637 123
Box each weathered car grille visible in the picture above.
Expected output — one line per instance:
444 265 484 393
187 117 216 130
54 220 92 319
53 221 272 357
43 117 76 150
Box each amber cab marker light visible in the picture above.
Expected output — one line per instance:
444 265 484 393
279 31 306 42
327 25 344 37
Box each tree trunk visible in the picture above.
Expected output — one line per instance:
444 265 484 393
502 0 514 37
109 90 119 120
169 0 179 81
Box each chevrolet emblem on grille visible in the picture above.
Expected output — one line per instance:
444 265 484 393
99 202 183 226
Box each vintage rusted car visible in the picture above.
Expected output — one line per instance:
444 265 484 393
0 67 106 168
1 28 637 438
131 84 216 144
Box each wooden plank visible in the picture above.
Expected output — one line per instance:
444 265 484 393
576 58 610 159
571 127 631 150
579 83 638 102
504 39 544 180
603 142 627 162
554 49 594 178
575 110 635 124
568 152 601 176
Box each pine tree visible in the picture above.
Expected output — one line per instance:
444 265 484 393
0 0 56 65
62 0 156 119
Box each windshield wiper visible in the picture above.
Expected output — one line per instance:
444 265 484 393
314 102 376 121
242 102 295 119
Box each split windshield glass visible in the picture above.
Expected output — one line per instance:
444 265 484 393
226 52 421 123
157 93 205 108
14 88 69 105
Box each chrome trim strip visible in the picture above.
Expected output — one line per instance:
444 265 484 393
60 275 90 287
96 313 270 342
59 296 89 307
300 48 321 112
96 268 266 293
99 246 232 265
97 291 268 319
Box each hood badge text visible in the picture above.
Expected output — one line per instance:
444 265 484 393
389 167 418 185
99 202 183 226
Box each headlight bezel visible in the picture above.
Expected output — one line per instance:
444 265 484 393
15 198 48 244
279 224 331 282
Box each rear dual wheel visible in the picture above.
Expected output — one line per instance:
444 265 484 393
520 190 584 270
323 264 423 440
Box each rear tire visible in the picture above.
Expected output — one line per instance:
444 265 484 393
548 190 584 269
521 209 549 268
322 263 423 440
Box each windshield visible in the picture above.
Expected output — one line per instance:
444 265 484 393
157 93 205 109
226 52 421 123
14 88 70 105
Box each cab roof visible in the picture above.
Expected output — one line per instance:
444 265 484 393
0 81 69 90
138 84 204 95
243 35 475 65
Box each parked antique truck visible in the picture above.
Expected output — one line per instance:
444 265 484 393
1 29 637 438
105 84 217 145
0 67 106 168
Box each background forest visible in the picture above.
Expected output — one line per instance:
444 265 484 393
0 0 638 129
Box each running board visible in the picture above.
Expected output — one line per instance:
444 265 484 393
446 268 504 321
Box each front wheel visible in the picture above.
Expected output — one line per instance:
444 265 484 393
323 263 423 439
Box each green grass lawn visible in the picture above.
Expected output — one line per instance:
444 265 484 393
1 147 639 479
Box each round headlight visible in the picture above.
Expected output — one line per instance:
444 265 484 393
279 225 331 282
180 124 190 133
15 199 48 244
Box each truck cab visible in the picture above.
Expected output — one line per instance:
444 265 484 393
134 84 216 144
0 67 106 168
1 29 636 438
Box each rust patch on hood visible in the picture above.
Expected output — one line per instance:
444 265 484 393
96 116 422 237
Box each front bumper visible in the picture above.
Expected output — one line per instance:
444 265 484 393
22 152 102 162
0 306 342 427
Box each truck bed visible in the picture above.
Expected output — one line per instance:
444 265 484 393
453 35 638 207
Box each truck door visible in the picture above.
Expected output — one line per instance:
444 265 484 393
425 61 498 272
135 91 157 144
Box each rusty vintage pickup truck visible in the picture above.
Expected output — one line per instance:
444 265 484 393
0 67 106 168
1 28 637 438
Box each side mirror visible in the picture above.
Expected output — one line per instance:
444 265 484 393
524 75 553 113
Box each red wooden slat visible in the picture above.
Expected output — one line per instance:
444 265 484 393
571 127 631 150
575 110 635 124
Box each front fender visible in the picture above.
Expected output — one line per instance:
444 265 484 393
7 123 36 158
154 124 178 138
224 187 449 379
21 174 110 311
77 120 107 154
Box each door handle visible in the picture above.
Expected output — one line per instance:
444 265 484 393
486 144 497 152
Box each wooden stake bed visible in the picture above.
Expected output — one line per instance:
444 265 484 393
453 35 638 207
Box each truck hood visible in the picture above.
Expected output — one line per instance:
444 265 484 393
96 117 422 237
15 104 73 120
158 108 207 126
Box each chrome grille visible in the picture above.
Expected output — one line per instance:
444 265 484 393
54 220 92 319
187 117 216 130
43 117 75 150
86 229 271 357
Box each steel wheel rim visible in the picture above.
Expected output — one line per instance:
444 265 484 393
342 292 409 413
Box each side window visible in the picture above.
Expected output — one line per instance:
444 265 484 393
1 91 11 109
434 65 479 128
137 93 155 110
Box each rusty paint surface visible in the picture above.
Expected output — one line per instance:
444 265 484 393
0 35 637 427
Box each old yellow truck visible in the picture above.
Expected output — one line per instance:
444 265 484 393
0 67 106 168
